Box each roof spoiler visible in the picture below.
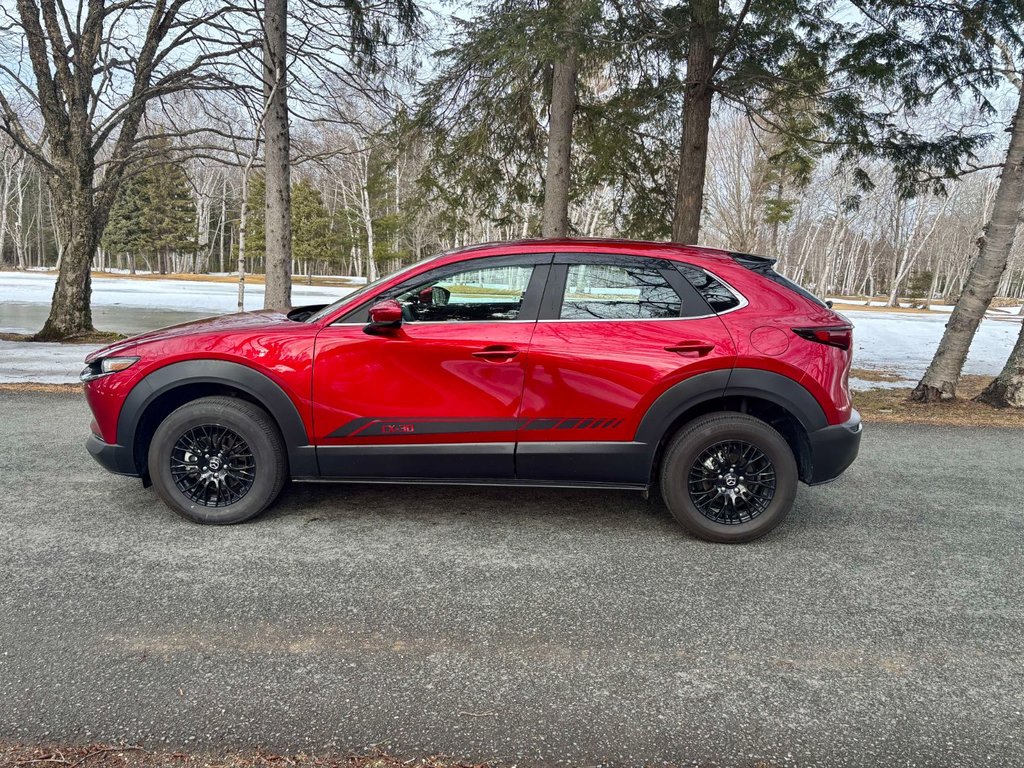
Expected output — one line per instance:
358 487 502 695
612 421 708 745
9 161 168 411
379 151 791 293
729 252 777 270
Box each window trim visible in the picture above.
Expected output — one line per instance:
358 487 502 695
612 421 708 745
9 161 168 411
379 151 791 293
333 252 554 325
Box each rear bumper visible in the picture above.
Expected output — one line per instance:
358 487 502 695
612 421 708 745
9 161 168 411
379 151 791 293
86 433 139 477
806 410 862 485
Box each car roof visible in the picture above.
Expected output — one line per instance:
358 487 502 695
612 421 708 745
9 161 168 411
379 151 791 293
441 238 737 266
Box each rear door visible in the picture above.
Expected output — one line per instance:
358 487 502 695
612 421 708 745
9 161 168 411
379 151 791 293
312 253 551 480
516 252 737 485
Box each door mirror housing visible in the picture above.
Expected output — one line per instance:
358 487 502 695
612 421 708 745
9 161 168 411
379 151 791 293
416 285 451 307
365 299 403 335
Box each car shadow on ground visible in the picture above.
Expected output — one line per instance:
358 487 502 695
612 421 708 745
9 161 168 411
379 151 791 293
264 479 672 527
254 476 851 545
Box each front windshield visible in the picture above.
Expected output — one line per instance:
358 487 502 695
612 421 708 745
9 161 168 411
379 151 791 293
304 256 441 323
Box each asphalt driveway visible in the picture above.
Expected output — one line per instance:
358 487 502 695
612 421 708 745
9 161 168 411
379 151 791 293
0 391 1021 766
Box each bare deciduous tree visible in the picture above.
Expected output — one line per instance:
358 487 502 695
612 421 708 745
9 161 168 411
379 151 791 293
910 89 1024 402
0 0 251 339
262 0 292 310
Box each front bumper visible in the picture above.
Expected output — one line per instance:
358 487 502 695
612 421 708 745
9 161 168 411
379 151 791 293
806 410 862 485
86 433 139 477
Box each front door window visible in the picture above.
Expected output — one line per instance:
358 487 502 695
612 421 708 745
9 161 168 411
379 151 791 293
395 264 536 323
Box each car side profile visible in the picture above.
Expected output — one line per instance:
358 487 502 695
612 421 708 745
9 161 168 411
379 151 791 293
82 239 861 542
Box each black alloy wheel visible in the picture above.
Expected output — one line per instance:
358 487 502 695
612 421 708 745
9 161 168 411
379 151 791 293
170 424 257 507
659 412 797 543
686 439 777 524
149 396 286 524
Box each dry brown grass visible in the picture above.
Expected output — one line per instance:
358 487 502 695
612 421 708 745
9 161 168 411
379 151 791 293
849 368 906 383
84 271 357 288
853 375 1024 427
0 331 125 344
831 302 947 315
0 744 491 768
0 382 81 394
1 267 360 289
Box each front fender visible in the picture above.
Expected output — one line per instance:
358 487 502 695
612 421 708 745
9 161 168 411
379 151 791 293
116 359 316 477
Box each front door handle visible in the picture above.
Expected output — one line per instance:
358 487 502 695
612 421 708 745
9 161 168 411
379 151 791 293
665 341 715 357
472 345 520 362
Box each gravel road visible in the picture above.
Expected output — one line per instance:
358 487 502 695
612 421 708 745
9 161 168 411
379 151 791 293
0 391 1021 766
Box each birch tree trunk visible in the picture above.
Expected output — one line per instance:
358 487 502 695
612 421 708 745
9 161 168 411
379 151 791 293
0 150 11 265
976 312 1024 407
361 175 377 281
670 0 716 245
541 50 577 238
262 0 293 310
238 167 250 312
910 89 1024 402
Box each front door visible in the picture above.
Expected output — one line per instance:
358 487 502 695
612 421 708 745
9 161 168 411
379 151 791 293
312 254 551 480
516 252 737 485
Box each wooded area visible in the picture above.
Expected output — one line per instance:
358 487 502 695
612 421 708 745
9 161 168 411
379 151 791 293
1 0 1023 403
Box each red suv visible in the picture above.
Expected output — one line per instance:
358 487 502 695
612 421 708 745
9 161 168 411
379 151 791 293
82 239 861 542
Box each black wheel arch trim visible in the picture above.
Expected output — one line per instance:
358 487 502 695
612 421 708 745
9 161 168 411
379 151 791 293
116 359 316 477
634 368 830 484
635 368 827 447
722 368 828 432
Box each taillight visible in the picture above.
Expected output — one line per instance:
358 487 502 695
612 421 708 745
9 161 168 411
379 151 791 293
792 325 852 350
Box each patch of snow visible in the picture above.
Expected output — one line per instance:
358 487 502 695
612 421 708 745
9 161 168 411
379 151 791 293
0 340 94 384
848 377 915 392
0 272 354 317
2 274 1021 386
847 310 1019 381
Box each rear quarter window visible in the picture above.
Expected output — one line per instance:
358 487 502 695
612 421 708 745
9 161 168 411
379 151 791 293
674 264 742 313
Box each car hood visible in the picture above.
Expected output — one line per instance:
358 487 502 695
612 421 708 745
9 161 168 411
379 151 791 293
85 310 293 363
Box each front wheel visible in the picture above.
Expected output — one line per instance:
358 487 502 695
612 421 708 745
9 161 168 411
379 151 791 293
659 412 797 543
148 396 287 524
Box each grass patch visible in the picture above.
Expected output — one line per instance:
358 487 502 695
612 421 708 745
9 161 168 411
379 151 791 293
853 375 1024 427
88 271 358 288
0 744 491 768
0 331 126 344
849 368 906 383
831 302 942 315
0 382 82 394
1 268 360 289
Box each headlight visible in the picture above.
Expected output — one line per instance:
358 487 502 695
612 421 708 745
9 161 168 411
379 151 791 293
80 356 140 382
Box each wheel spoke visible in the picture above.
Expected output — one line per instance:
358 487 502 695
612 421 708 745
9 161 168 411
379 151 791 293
687 439 776 525
169 423 256 508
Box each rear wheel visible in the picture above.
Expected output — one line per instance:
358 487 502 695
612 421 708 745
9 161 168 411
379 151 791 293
659 412 797 543
148 396 287 524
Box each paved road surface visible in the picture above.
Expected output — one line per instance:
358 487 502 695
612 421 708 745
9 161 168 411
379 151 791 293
0 391 1021 766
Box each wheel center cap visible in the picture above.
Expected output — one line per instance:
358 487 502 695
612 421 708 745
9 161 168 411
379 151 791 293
208 456 222 471
724 474 738 488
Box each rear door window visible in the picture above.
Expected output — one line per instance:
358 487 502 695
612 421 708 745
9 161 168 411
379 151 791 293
560 263 683 320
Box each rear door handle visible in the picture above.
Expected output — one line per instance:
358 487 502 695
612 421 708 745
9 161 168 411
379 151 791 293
472 345 520 362
665 341 715 357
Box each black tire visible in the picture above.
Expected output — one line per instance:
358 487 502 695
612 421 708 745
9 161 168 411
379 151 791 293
659 412 797 543
148 396 287 524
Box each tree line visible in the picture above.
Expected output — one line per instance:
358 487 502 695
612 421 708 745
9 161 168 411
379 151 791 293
1 0 1023 405
4 111 1024 300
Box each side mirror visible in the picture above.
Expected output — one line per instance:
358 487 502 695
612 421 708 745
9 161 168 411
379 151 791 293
364 299 403 335
416 285 451 307
431 285 451 306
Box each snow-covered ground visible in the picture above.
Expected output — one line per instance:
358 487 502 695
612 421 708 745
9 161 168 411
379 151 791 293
847 310 1020 386
1 271 351 316
1 272 1020 386
0 339 89 384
